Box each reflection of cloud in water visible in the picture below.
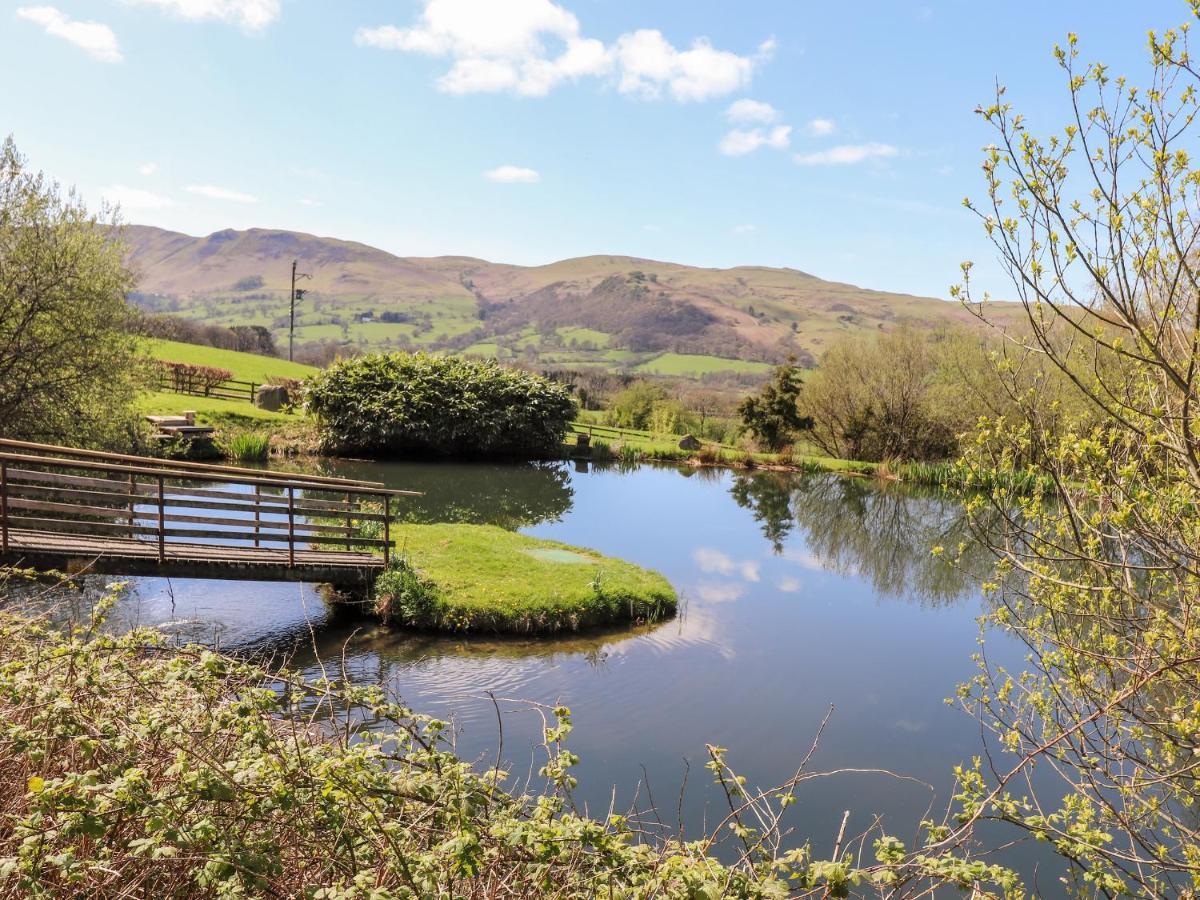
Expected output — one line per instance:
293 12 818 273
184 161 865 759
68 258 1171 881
691 581 745 604
776 576 802 593
780 547 830 572
624 599 736 662
692 547 760 582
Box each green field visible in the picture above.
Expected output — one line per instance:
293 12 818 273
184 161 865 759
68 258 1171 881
557 326 612 347
135 390 293 422
144 339 318 383
634 353 774 376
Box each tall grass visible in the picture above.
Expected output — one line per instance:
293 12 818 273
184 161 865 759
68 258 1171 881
226 432 271 462
899 460 1053 494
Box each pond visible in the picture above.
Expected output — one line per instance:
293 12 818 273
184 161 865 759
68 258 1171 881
45 460 1040 874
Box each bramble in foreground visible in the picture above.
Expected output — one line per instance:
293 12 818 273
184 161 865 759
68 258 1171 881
0 586 1023 899
304 352 576 458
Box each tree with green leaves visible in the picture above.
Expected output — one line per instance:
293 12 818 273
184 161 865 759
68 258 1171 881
945 12 1200 895
737 361 812 451
0 137 140 448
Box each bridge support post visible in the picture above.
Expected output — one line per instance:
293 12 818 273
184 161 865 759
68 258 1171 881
383 495 390 566
156 475 165 562
254 486 261 548
287 486 295 566
1 461 8 553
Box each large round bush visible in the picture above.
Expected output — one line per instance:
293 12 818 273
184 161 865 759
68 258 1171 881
305 352 576 457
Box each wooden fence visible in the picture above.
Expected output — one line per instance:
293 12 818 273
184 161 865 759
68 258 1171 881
155 372 260 403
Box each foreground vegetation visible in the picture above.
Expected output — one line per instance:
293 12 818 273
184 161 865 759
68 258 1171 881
376 524 676 633
0 591 1030 898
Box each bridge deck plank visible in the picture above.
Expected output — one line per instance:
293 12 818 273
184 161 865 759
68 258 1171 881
0 529 384 583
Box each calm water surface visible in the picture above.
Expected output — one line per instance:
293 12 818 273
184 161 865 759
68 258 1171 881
66 461 1039 872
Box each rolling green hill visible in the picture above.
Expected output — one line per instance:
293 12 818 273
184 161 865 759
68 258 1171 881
124 225 1018 380
144 338 318 383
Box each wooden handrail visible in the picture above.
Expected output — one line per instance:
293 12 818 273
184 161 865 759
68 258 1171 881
0 449 419 498
0 438 421 495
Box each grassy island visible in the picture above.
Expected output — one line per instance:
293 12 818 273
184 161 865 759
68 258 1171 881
375 524 676 633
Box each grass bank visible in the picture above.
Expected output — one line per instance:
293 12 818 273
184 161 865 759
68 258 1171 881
377 524 677 633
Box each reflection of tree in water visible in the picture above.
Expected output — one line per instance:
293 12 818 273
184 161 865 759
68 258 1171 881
731 472 994 606
331 460 575 530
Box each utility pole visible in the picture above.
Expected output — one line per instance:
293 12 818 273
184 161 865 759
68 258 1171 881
288 259 310 362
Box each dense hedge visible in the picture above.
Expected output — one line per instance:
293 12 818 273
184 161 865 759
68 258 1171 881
305 353 576 457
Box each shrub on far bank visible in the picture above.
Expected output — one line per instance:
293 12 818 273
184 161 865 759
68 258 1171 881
305 352 576 457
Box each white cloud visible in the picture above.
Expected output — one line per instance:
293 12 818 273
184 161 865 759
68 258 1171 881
726 99 778 124
692 547 760 581
356 0 608 97
357 0 768 101
719 124 791 156
185 184 259 203
615 30 768 102
299 197 322 207
794 142 899 166
125 0 280 31
777 575 802 593
484 165 540 183
733 224 755 234
139 162 158 176
101 184 172 210
16 6 122 62
807 117 836 136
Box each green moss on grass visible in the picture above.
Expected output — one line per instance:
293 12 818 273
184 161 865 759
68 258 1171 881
375 524 676 633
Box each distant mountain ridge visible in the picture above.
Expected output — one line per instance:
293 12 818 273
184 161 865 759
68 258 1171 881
123 224 1013 377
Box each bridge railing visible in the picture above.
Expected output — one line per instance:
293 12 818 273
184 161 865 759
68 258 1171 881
0 439 417 567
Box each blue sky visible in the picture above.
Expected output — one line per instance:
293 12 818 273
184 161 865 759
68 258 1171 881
1 0 1185 298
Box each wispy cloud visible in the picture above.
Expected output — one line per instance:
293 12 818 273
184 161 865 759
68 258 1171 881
185 184 259 203
807 117 836 136
356 0 771 101
794 142 898 166
125 0 280 31
719 124 791 156
139 162 158 176
16 6 122 62
726 99 778 124
733 224 755 234
484 165 540 183
693 581 745 604
101 184 172 210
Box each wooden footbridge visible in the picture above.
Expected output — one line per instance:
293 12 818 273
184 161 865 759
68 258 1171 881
0 439 418 587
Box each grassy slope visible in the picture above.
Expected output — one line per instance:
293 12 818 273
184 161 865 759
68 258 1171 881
144 338 318 383
382 523 677 633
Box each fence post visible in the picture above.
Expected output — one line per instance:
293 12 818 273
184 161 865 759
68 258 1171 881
382 495 390 566
287 486 295 566
1 461 8 553
156 474 165 562
345 491 352 551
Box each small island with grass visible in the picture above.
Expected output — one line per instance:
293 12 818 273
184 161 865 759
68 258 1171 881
374 524 676 633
